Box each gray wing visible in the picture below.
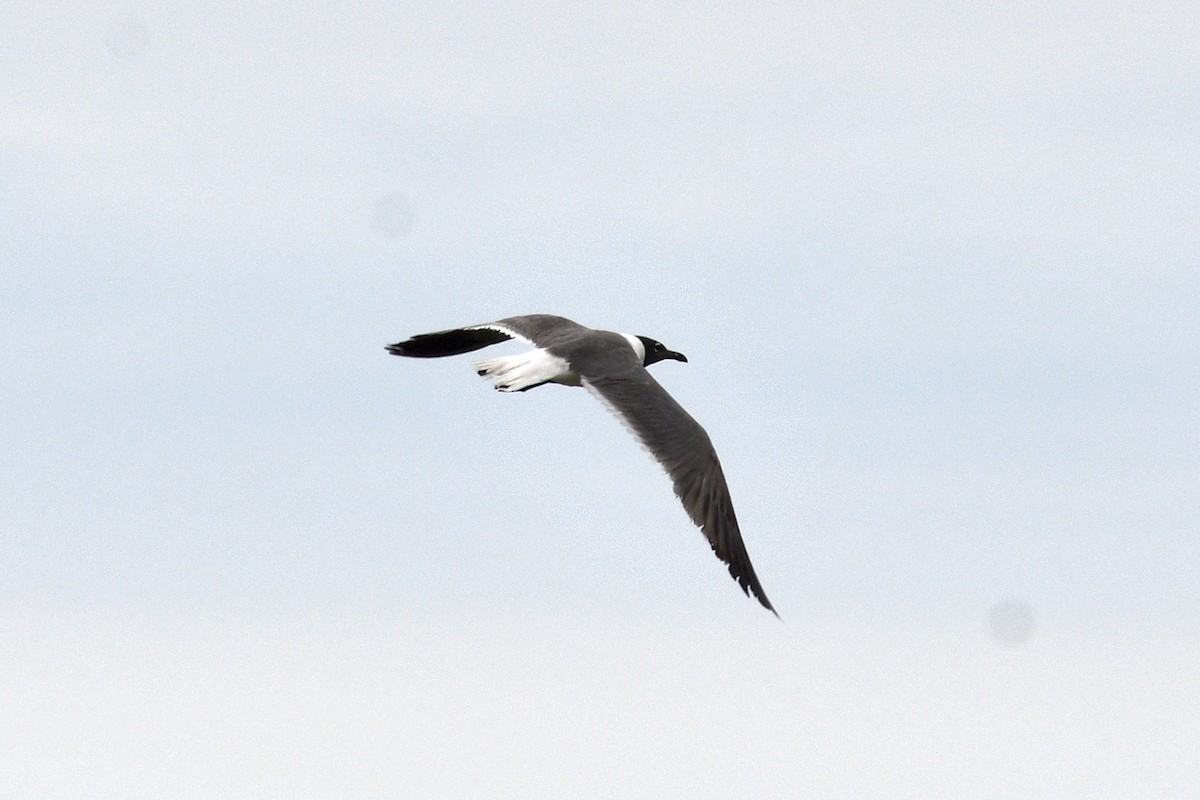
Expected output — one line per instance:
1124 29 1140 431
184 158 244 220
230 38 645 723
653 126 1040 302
581 358 777 615
386 314 589 358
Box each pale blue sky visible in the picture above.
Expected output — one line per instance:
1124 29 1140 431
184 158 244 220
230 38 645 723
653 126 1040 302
3 2 1198 796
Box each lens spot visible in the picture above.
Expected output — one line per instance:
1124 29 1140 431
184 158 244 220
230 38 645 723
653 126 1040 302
371 192 417 239
986 598 1035 647
104 14 150 62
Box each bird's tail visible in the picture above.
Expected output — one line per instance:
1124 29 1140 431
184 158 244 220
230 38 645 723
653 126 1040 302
474 349 572 392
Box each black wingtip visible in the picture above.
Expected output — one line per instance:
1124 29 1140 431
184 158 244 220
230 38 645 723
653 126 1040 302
727 560 778 617
385 327 513 359
746 581 779 618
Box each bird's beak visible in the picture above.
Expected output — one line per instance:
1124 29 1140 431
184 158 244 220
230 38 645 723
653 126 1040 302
667 350 688 363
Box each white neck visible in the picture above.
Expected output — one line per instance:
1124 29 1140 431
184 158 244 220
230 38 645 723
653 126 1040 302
620 333 646 364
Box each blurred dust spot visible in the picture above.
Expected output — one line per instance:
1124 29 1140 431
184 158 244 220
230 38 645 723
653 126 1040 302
104 13 150 62
986 598 1034 648
370 191 416 239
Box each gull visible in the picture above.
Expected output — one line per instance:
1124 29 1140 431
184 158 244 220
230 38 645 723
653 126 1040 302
386 314 775 614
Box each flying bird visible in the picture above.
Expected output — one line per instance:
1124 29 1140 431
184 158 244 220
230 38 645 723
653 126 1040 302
386 314 776 614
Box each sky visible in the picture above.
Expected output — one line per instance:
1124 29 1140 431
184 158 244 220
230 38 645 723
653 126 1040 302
3 1 1198 797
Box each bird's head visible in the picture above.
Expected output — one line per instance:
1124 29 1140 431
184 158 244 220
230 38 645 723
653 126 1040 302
636 336 688 367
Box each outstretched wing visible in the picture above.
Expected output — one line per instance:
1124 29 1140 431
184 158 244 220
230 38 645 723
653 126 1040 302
386 315 589 358
581 362 776 615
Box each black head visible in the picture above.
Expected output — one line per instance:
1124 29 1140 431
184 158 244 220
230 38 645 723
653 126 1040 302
636 335 688 367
